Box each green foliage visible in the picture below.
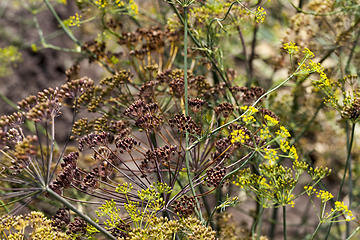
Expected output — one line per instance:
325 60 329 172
0 46 22 77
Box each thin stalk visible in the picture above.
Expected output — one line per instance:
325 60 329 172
252 205 264 240
325 122 356 239
283 205 287 240
183 6 203 221
310 222 322 240
268 206 278 240
46 187 116 240
346 226 360 240
46 115 55 184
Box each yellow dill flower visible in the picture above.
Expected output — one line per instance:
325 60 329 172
230 129 250 144
263 148 278 164
303 47 315 58
289 145 298 160
283 42 298 54
276 126 291 138
260 125 271 140
240 105 258 114
264 114 278 126
316 190 333 203
69 13 82 27
308 59 324 74
280 140 290 153
304 185 316 195
255 6 266 23
332 201 355 221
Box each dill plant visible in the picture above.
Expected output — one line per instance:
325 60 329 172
1 0 360 239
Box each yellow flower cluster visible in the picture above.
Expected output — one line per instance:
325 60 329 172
230 129 250 144
0 212 69 239
128 0 138 15
264 114 278 126
115 0 124 7
278 194 295 207
240 106 258 124
263 147 278 164
283 42 298 54
260 125 271 140
255 6 266 23
95 0 107 10
333 201 355 221
68 13 82 27
289 146 298 160
280 139 290 153
316 190 333 203
276 126 291 138
240 105 258 114
303 47 315 58
304 185 316 195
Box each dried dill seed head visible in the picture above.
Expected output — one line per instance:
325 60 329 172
92 146 117 178
65 64 80 82
230 86 265 104
78 132 111 151
17 95 37 111
211 138 232 164
205 167 227 187
129 48 148 60
141 145 177 175
77 85 102 112
211 82 227 96
169 77 185 98
135 113 164 131
23 87 65 122
169 114 200 136
115 136 138 153
61 152 79 169
52 206 70 229
188 98 207 113
111 222 131 238
49 152 81 194
172 195 196 217
62 77 94 98
125 100 163 130
82 40 106 63
9 135 38 174
66 217 87 237
124 99 146 117
215 102 234 118
342 98 360 120
0 112 26 129
138 80 158 99
189 75 211 97
156 69 172 83
80 167 100 190
49 165 80 195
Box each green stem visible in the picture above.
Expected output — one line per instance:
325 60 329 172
325 122 356 240
346 226 360 240
183 5 203 221
309 222 322 240
283 205 287 240
46 187 116 240
252 204 264 240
